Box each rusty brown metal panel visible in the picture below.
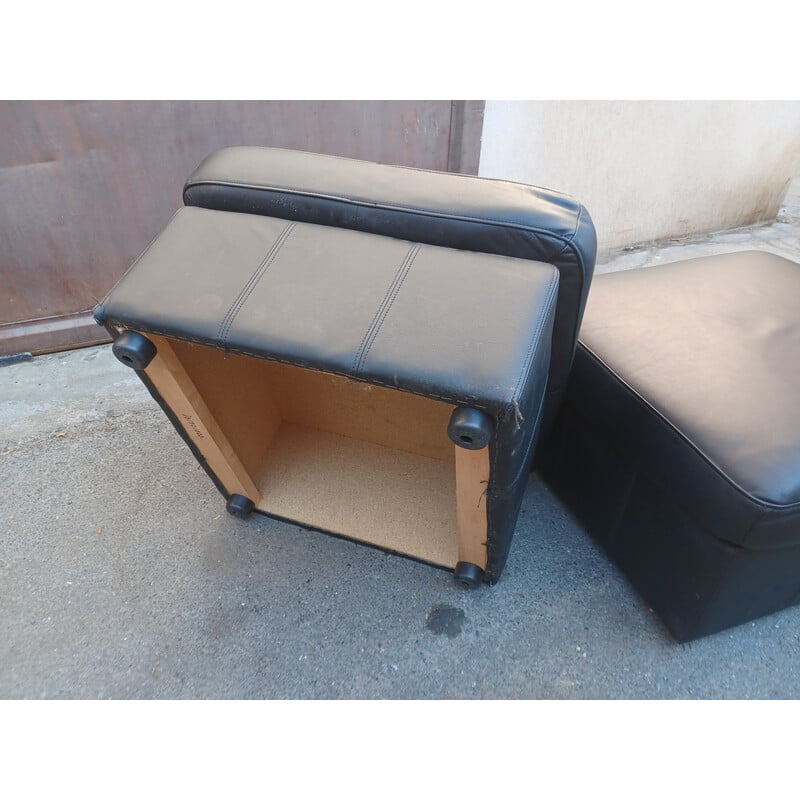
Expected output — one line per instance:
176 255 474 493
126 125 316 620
1 100 480 356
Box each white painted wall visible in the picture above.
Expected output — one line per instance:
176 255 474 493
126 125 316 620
479 101 800 252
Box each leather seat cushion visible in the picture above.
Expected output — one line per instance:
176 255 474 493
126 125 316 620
573 250 800 550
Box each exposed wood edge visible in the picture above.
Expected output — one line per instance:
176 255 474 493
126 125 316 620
144 334 263 505
0 310 110 357
447 100 485 175
454 444 490 569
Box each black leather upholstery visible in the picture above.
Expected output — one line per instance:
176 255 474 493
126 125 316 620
578 251 800 547
182 146 596 436
540 251 800 640
95 206 559 581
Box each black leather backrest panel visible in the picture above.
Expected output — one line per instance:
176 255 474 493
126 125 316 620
183 147 597 422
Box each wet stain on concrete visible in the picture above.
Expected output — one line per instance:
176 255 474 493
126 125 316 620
425 605 466 638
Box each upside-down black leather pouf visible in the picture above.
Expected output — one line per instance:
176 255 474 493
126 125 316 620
95 147 597 588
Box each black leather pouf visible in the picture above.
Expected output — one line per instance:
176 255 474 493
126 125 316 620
96 147 597 588
96 206 559 586
541 251 800 640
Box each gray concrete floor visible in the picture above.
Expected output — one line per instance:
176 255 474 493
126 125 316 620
2 212 800 699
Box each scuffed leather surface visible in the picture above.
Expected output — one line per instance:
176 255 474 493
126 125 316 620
182 146 596 432
570 250 800 549
95 206 559 581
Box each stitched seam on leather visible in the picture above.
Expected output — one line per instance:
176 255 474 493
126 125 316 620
185 145 578 199
352 244 420 375
510 271 560 406
185 180 583 257
527 229 587 372
114 321 497 412
525 204 587 375
356 245 420 373
577 342 800 512
551 203 583 262
215 222 296 346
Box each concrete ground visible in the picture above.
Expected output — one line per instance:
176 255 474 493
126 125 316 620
2 210 800 699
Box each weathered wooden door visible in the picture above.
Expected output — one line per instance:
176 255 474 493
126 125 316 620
0 100 483 356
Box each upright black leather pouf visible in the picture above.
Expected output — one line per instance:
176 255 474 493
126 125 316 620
541 251 800 638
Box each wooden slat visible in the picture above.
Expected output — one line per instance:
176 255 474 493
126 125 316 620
166 339 283 476
143 335 262 505
454 445 490 569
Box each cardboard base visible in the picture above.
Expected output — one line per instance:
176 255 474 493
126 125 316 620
255 422 457 566
146 336 485 568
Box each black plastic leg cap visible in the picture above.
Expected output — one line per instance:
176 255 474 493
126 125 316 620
226 494 255 519
454 561 485 589
112 330 157 370
448 407 493 450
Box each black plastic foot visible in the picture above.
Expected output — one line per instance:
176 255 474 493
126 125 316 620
453 561 484 589
112 330 157 370
226 494 255 519
448 407 493 450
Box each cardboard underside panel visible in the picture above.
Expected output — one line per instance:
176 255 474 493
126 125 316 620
255 422 459 567
163 337 464 566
